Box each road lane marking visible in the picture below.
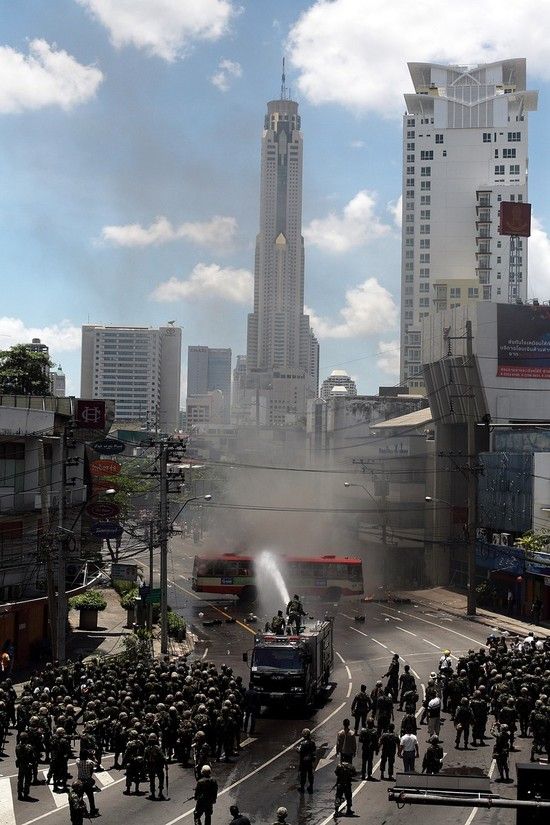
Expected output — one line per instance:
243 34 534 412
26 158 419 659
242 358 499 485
170 579 255 635
162 700 349 825
380 605 485 646
95 771 115 787
21 776 127 825
201 647 209 660
0 776 16 825
463 759 496 825
240 737 257 748
422 638 441 649
370 637 387 649
382 612 402 621
336 650 353 698
395 626 417 637
42 772 68 807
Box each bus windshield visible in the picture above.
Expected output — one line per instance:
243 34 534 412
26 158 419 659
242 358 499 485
252 647 304 671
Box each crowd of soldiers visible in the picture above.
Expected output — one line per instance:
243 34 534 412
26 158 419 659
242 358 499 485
0 653 267 824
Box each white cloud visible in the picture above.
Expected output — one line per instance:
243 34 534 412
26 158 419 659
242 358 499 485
210 58 242 91
77 0 237 61
303 190 391 253
151 262 253 303
377 339 400 376
101 215 237 250
387 195 402 229
0 39 103 114
288 0 550 116
0 318 80 352
528 216 550 298
306 277 398 339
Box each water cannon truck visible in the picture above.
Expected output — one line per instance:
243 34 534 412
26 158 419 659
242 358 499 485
243 618 334 708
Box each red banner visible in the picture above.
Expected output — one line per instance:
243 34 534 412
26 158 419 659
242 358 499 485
499 201 531 237
90 458 121 477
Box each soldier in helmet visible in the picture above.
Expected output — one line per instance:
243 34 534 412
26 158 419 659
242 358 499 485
193 764 218 825
122 729 145 795
16 731 36 800
178 709 196 766
422 736 443 775
454 697 474 750
68 780 88 825
297 728 316 794
286 594 305 634
493 724 510 781
144 732 167 800
47 726 71 791
192 730 212 779
270 610 286 635
272 807 289 825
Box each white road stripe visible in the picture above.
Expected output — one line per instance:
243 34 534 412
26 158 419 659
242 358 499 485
370 637 388 649
463 759 496 825
95 771 115 787
42 771 68 807
381 605 484 646
0 776 16 825
422 638 441 649
382 612 402 621
335 651 347 664
240 737 257 748
395 626 417 637
201 647 209 660
346 682 352 698
345 665 352 681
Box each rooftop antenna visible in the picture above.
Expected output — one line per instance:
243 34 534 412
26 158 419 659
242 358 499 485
281 57 287 100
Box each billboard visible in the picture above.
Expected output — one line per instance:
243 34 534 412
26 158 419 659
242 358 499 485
497 304 550 379
76 399 106 429
499 201 531 237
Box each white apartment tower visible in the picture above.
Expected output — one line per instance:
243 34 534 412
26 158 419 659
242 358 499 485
400 58 538 388
245 70 319 425
80 324 182 433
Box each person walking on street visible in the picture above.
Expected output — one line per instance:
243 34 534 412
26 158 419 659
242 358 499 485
229 804 251 825
384 654 400 700
336 718 356 766
334 761 354 817
399 731 419 773
493 725 510 781
76 750 99 817
16 731 36 800
297 728 316 793
379 723 399 781
427 697 442 738
68 780 89 825
351 684 372 734
455 697 474 750
359 718 378 780
243 686 261 736
422 736 443 775
398 665 417 711
144 732 167 800
194 764 218 825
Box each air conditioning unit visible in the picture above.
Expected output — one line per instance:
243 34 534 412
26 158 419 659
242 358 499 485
34 492 60 510
492 532 502 546
500 533 511 546
476 528 488 542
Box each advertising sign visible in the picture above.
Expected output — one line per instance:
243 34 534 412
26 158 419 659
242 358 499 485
86 501 120 519
92 478 118 494
91 521 123 539
92 439 126 456
76 400 106 430
111 563 138 582
499 201 532 237
90 459 122 477
497 304 550 379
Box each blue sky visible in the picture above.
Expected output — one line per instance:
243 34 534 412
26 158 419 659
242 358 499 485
2 0 550 399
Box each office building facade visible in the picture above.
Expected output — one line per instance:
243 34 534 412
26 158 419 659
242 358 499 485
187 346 231 423
80 324 181 433
400 58 537 389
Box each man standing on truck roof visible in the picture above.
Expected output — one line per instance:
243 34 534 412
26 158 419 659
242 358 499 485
286 594 305 634
271 610 286 635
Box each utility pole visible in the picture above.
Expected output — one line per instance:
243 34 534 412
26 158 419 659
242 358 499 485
159 442 169 655
56 425 68 662
147 520 154 633
466 320 477 616
38 439 57 657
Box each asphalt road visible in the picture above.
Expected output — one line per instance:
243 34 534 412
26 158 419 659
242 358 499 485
1 545 536 825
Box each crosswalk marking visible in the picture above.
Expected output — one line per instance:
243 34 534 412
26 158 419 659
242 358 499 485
0 776 16 825
95 770 115 787
42 771 68 807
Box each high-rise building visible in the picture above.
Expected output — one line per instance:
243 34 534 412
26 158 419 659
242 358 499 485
80 324 182 432
187 346 231 423
245 69 319 425
400 58 538 390
320 369 357 401
50 365 66 397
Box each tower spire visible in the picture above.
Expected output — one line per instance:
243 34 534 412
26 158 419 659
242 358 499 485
281 57 286 100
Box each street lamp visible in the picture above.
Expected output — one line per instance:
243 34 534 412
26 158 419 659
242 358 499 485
425 495 476 617
160 493 212 654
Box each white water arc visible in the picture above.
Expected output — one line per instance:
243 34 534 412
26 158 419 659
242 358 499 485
255 550 290 610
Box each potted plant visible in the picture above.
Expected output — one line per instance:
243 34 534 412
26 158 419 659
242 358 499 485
120 587 139 628
69 589 107 630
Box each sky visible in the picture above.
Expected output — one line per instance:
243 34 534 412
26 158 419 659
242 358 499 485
2 0 550 400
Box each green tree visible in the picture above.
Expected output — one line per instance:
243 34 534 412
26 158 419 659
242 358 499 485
515 530 550 556
0 344 53 395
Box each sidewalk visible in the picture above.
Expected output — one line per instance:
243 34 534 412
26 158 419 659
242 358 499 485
396 586 550 639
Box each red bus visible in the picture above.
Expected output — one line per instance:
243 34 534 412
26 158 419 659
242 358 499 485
191 553 363 602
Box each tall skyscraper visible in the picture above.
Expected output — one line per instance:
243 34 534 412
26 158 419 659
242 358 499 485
400 58 537 389
80 324 182 432
320 369 357 401
187 346 231 423
245 67 319 425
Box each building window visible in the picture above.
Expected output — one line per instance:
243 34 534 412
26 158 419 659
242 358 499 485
508 131 521 141
406 154 415 163
406 189 414 198
420 181 431 190
510 164 520 175
420 195 431 205
495 149 499 158
406 166 415 174
406 178 415 186
420 209 431 219
407 130 415 138
420 150 434 160
419 297 429 307
483 132 492 142
420 166 431 176
435 134 443 143
407 142 415 150
420 239 430 248
420 268 430 277
419 253 430 263
420 224 430 234
495 165 505 176
518 194 523 202
503 148 516 158
419 283 429 292
450 287 461 298
468 287 479 297
497 256 501 263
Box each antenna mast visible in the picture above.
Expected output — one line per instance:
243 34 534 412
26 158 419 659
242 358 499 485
281 57 286 100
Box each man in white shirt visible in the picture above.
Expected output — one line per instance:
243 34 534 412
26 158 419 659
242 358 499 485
399 732 419 773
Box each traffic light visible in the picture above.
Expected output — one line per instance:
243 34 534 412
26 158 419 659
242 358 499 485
516 763 550 825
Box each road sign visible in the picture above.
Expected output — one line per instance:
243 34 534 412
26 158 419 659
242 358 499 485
86 501 120 519
145 588 161 604
90 459 122 477
90 521 123 539
111 563 138 582
92 439 126 456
